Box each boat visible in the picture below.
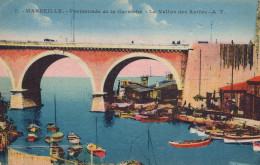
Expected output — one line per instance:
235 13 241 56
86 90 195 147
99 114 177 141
45 95 64 143
210 131 224 140
28 124 40 133
67 132 80 144
9 130 23 137
86 143 106 158
189 125 207 136
47 123 59 132
45 132 64 143
120 112 135 118
50 142 65 158
120 160 144 165
135 114 148 121
68 144 83 157
145 104 156 111
224 134 260 143
253 142 260 151
27 133 39 142
141 116 170 122
169 137 211 148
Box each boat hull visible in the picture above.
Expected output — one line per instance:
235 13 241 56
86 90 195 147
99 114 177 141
224 134 260 143
253 142 260 151
87 143 106 158
169 138 211 148
141 117 170 122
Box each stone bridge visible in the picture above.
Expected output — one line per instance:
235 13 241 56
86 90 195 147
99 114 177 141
0 42 192 111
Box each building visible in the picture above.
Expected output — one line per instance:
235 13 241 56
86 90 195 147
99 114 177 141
220 76 260 120
120 74 181 104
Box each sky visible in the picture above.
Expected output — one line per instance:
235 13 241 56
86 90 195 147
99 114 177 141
0 0 258 77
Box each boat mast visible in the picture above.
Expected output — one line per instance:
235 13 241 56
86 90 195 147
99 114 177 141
54 94 57 125
96 117 98 144
199 49 202 95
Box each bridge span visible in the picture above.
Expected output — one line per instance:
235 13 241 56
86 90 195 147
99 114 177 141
0 42 193 111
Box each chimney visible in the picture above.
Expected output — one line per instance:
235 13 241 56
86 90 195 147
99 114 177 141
166 74 174 81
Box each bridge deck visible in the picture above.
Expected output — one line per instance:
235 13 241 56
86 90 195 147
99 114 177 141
0 41 192 51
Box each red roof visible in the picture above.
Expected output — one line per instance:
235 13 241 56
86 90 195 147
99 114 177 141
220 82 247 91
247 76 260 82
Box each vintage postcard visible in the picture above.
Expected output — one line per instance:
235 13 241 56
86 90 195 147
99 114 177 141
0 0 259 164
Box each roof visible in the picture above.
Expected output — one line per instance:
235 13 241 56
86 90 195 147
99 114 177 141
220 82 247 91
247 76 260 83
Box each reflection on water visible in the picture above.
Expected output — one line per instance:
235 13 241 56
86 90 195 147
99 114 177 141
0 77 259 165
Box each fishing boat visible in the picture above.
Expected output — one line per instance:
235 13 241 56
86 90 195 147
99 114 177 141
86 143 106 158
120 160 144 165
27 133 39 142
120 112 135 118
67 132 80 144
169 137 211 148
210 131 224 140
141 116 170 122
50 142 65 158
224 134 260 143
47 123 59 132
145 104 156 111
28 124 40 133
68 144 83 157
253 142 260 151
135 114 148 121
45 132 64 143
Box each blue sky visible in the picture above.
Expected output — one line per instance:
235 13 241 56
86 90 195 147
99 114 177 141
0 0 258 44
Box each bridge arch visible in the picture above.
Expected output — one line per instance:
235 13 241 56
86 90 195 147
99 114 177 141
0 57 15 89
17 50 95 92
101 52 182 95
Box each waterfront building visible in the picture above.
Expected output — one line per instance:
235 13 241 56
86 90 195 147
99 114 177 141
121 74 181 104
220 76 260 120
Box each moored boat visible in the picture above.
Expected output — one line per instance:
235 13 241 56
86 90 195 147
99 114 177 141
50 142 65 158
120 160 144 165
169 137 211 148
120 112 136 118
45 132 64 143
68 144 83 157
141 116 170 122
67 132 80 144
27 133 39 142
224 134 260 143
210 131 224 140
253 142 260 151
47 123 59 132
86 143 106 158
28 124 40 133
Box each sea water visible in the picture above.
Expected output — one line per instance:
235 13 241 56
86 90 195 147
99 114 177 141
0 77 260 165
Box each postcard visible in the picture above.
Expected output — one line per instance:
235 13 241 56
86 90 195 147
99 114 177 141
0 0 259 165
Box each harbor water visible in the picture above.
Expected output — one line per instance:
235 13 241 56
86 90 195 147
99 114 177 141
0 77 260 165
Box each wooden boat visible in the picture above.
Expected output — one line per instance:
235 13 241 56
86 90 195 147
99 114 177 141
120 112 135 118
210 131 224 140
141 116 170 122
45 132 64 143
67 132 80 144
145 104 156 111
120 160 144 165
135 114 148 121
68 144 83 157
28 124 40 133
224 134 260 143
86 143 106 158
9 130 23 137
27 133 39 142
47 123 59 132
50 142 65 158
169 137 211 148
253 142 260 152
